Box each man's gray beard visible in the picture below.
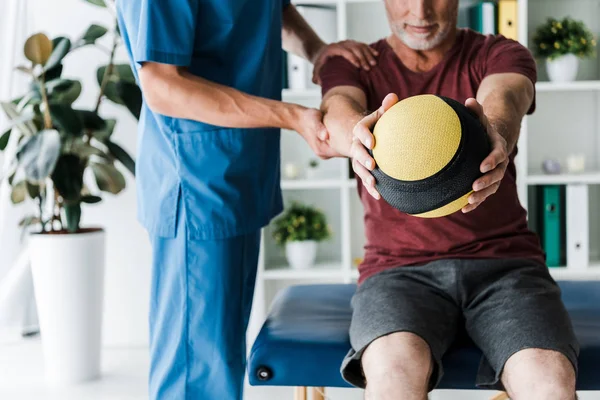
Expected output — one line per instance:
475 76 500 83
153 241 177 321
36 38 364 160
392 24 451 51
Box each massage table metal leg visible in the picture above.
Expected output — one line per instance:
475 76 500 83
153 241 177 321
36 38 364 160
294 386 307 400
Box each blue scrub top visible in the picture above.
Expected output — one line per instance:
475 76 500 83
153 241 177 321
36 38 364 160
117 0 288 239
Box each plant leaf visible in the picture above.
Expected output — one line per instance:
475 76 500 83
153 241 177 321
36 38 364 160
91 118 116 142
64 203 81 233
26 182 40 198
78 110 105 130
15 66 33 75
106 141 135 176
49 104 83 136
103 81 124 105
71 140 109 159
0 129 11 150
47 79 82 104
19 215 42 227
11 181 27 204
81 24 108 45
1 102 36 136
24 33 53 65
116 82 142 119
44 37 71 72
85 0 106 7
51 154 85 203
44 64 63 81
81 195 102 204
96 64 136 86
90 162 126 194
16 129 61 182
16 90 42 110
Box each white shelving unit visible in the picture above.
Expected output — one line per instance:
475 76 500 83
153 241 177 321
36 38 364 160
247 0 600 349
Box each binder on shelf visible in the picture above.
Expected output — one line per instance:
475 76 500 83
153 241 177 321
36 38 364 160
468 1 497 35
566 184 589 270
534 185 566 267
498 0 518 40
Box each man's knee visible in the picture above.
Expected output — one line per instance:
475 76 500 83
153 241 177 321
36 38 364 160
502 348 576 399
362 331 433 386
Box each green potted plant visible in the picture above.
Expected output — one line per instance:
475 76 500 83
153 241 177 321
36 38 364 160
532 16 596 82
272 202 331 269
0 0 139 386
306 158 319 179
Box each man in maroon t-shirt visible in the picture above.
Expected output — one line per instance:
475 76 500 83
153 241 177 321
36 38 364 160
319 1 579 399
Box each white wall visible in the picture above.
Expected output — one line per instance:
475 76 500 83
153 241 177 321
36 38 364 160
30 0 151 347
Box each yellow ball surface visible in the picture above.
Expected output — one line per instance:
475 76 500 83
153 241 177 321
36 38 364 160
372 94 462 181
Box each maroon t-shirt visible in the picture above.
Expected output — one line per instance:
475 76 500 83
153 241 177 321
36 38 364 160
320 29 545 284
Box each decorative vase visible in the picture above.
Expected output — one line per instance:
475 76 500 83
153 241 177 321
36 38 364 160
546 54 579 82
285 240 317 269
29 228 105 386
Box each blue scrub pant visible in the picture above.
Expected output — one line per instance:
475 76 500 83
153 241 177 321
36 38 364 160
148 214 260 400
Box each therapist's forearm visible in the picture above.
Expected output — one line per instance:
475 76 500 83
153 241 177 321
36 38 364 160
140 64 304 131
282 5 325 63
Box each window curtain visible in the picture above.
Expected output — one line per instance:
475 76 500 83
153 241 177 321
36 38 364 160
0 0 38 342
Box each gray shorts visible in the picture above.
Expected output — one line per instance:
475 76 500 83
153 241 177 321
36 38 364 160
341 258 580 391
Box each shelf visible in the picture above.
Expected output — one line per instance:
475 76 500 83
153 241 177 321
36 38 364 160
536 81 600 92
281 179 344 189
282 88 321 101
263 263 345 280
526 172 600 185
549 266 600 280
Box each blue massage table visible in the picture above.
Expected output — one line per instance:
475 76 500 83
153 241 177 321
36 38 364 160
248 281 600 399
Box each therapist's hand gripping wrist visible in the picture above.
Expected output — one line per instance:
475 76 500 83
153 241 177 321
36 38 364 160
291 106 342 160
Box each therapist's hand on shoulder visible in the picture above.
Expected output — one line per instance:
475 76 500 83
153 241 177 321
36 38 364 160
311 40 379 85
293 107 341 160
351 93 399 200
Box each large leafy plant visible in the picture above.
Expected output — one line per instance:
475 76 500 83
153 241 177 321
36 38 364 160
0 0 140 233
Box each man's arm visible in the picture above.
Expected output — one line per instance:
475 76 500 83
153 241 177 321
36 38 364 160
321 87 399 200
463 72 534 212
321 86 368 157
139 63 338 159
476 72 535 155
140 63 302 130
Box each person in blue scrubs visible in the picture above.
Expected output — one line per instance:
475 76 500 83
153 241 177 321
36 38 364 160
116 1 377 399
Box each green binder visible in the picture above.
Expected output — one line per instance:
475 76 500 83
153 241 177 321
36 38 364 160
538 185 566 267
469 1 497 35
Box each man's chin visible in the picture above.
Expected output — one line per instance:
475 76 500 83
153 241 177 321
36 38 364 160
398 31 445 51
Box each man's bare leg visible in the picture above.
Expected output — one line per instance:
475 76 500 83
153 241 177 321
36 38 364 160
501 348 576 400
362 332 433 400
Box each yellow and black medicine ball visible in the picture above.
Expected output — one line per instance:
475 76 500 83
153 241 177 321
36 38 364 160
370 94 491 218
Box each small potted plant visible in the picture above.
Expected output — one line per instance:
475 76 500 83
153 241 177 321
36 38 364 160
306 158 319 179
272 202 331 269
0 0 138 385
532 16 596 82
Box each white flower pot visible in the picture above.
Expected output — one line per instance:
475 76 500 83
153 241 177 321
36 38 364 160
546 54 579 82
29 228 105 386
285 240 317 269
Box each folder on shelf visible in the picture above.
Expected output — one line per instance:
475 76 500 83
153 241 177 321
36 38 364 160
536 185 566 267
468 1 497 35
498 0 518 40
566 184 589 270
